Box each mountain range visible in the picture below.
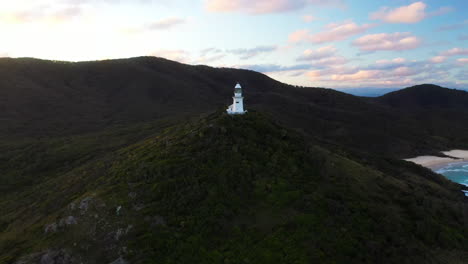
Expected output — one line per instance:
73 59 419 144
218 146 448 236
0 57 467 264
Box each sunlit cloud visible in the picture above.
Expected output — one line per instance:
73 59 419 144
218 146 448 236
371 2 427 23
205 0 345 14
0 5 83 24
457 58 468 65
440 48 468 56
430 56 447 63
371 2 452 24
297 46 337 60
353 32 421 52
289 21 374 44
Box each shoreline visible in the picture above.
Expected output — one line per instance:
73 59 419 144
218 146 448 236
405 150 468 171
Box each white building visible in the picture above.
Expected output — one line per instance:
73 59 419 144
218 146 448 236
226 83 247 115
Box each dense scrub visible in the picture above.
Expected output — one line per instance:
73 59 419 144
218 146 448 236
2 112 466 263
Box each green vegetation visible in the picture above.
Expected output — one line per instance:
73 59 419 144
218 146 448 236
1 112 467 263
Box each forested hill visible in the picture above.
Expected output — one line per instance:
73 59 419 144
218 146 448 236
1 57 468 158
1 112 467 263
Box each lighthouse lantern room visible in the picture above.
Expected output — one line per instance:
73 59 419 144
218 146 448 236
226 83 247 115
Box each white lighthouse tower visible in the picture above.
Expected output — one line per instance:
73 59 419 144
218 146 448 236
227 83 247 115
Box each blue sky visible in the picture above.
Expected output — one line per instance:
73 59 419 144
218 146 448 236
0 0 467 89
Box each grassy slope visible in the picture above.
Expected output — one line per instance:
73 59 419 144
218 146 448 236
2 112 467 264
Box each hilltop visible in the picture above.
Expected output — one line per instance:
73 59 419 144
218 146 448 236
1 112 467 263
377 84 468 109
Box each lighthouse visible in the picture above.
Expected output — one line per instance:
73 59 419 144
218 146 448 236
226 83 247 115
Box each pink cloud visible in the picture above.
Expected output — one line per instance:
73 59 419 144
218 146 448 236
440 48 468 56
289 29 310 43
302 15 318 22
289 21 374 44
376 57 407 65
205 0 344 14
353 32 421 51
393 67 418 77
297 46 337 60
429 56 447 63
296 45 348 66
0 6 83 24
370 2 427 23
371 2 453 24
330 70 381 81
457 58 468 64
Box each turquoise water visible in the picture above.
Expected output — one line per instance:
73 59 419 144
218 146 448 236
436 162 468 196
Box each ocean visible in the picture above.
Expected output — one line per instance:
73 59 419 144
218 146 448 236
436 162 468 196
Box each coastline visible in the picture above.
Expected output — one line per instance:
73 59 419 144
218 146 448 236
405 149 468 171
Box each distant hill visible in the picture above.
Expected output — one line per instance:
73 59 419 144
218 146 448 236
376 84 468 109
1 112 467 264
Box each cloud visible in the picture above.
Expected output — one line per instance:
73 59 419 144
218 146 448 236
147 17 186 30
371 2 452 24
205 0 345 14
457 58 468 65
192 54 226 64
122 17 187 34
352 32 421 52
200 48 223 56
303 58 457 88
297 46 336 60
0 5 83 24
440 48 468 56
429 56 447 63
228 45 277 60
302 15 318 22
235 63 312 73
459 34 468 41
371 2 426 23
289 21 374 44
437 20 468 31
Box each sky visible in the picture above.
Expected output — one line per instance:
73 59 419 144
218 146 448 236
0 0 467 89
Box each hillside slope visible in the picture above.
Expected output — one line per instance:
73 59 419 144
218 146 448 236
1 112 467 264
2 57 468 157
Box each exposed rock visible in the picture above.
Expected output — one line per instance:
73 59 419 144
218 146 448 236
114 228 124 241
114 225 133 241
79 197 93 215
44 223 58 234
68 202 76 211
40 250 74 264
109 257 128 264
116 206 122 216
58 216 77 227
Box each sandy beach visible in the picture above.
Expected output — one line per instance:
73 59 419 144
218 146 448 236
405 149 468 170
